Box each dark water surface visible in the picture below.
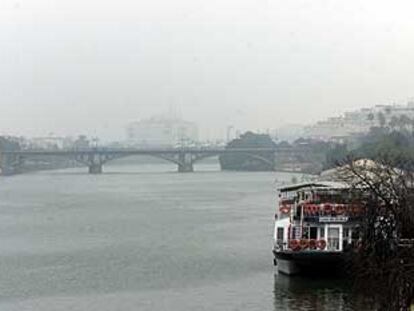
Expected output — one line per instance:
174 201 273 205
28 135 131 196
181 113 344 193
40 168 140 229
0 164 371 310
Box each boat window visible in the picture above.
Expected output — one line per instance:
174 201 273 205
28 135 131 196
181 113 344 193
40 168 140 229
302 227 309 239
343 228 349 239
295 206 301 218
310 227 318 239
343 228 350 248
320 227 325 239
277 228 284 241
292 227 299 239
276 227 285 250
328 228 340 251
351 228 360 244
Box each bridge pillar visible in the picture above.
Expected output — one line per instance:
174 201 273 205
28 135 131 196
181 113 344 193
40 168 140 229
178 162 194 173
0 153 20 176
177 152 194 173
88 163 103 174
1 165 16 176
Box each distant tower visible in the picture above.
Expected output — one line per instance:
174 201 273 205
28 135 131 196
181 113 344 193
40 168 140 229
168 103 183 120
168 104 177 120
226 125 234 143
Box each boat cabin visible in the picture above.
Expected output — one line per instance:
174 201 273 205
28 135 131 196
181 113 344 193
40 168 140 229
274 181 362 253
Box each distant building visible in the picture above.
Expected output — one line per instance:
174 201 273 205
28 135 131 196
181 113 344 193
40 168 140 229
126 116 198 147
28 135 76 150
304 101 414 142
72 135 90 150
273 124 305 143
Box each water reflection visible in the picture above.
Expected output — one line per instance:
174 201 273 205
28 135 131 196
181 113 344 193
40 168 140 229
273 273 373 311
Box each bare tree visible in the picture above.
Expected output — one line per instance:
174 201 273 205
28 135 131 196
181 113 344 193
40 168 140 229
337 157 414 311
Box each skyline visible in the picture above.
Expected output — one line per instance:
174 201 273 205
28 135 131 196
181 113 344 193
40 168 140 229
2 98 413 143
1 0 414 140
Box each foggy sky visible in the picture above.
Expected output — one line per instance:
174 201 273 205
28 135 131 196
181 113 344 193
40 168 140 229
1 0 414 140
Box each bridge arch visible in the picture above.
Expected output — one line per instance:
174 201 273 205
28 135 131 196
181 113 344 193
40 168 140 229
242 152 275 168
216 151 275 171
86 152 197 173
180 151 276 171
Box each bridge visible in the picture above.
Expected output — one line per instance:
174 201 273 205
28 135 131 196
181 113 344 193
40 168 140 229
0 147 305 176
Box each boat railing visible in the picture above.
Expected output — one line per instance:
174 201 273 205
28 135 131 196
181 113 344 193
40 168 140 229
274 240 289 251
279 238 363 252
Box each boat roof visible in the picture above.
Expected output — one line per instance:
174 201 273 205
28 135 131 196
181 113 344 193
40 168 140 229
277 181 349 192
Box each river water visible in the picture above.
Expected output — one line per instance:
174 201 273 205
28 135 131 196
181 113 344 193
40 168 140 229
0 163 371 311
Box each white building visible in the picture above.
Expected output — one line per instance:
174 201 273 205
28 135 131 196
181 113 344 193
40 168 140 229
28 136 76 150
126 116 198 147
304 101 414 142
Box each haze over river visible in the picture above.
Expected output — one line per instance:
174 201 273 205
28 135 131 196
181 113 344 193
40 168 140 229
0 163 370 311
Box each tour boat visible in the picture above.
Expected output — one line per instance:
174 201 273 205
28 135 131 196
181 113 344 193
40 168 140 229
272 181 362 275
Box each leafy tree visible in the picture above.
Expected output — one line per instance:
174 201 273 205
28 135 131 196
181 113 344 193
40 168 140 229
324 143 349 169
377 112 386 128
0 136 21 152
367 113 375 121
324 122 414 171
219 132 276 171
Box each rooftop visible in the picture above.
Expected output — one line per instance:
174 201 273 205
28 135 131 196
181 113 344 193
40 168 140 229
278 181 349 192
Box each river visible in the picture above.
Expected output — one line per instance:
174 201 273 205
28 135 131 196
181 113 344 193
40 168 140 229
0 163 371 311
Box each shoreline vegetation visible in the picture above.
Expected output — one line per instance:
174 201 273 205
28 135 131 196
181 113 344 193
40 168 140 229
336 159 414 311
219 132 335 174
328 119 414 311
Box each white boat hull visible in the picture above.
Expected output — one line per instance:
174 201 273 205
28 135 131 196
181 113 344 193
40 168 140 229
276 257 301 275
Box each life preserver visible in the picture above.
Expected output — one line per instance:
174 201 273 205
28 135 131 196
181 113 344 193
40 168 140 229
317 239 327 250
289 239 300 251
299 239 309 249
309 204 315 216
309 239 317 249
323 204 332 214
304 204 317 216
335 204 345 215
279 206 291 214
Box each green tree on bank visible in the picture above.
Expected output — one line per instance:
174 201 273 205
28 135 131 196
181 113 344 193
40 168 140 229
221 132 343 173
325 116 414 170
219 132 276 171
0 136 21 152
